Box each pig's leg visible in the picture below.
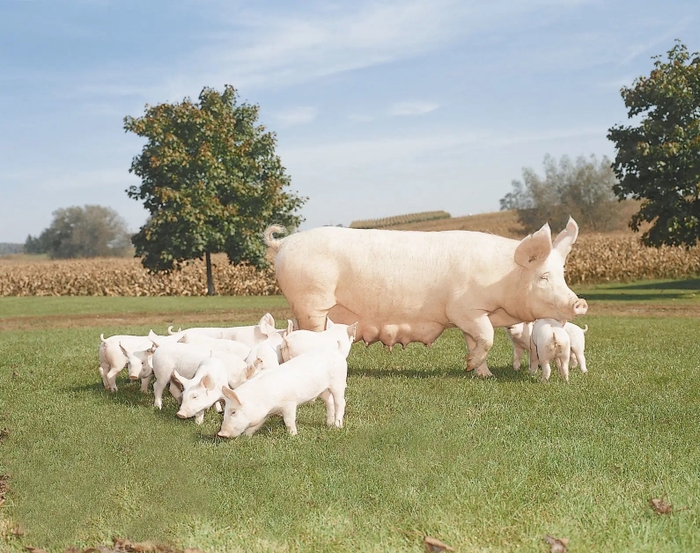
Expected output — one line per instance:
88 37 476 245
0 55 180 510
214 401 223 413
281 404 298 435
320 390 336 426
194 410 205 425
153 377 168 409
570 352 579 368
140 376 150 393
453 314 494 377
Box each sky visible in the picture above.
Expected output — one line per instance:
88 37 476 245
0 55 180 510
1 0 698 243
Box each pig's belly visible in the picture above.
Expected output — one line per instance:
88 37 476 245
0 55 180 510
328 304 447 347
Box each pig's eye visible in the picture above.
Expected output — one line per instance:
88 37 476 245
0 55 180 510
540 273 550 282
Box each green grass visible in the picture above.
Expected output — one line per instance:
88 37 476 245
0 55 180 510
1 283 700 552
0 295 289 319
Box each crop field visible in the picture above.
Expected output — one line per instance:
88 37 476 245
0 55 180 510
1 280 700 552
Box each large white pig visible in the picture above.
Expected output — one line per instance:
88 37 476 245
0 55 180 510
264 218 587 377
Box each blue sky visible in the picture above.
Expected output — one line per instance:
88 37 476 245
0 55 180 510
1 0 698 243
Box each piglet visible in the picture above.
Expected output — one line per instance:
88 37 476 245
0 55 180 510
217 344 348 438
173 356 250 424
529 318 571 382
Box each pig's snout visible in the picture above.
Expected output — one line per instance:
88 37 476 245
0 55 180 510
176 412 187 419
573 299 588 316
217 431 231 438
128 375 139 381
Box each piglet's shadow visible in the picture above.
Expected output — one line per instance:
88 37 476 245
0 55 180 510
348 364 535 382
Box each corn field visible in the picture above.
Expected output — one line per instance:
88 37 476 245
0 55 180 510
1 234 700 296
0 255 280 297
350 210 451 229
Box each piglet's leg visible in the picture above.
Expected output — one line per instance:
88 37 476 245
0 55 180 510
330 387 346 428
541 361 552 382
281 404 298 435
140 376 150 394
320 390 336 426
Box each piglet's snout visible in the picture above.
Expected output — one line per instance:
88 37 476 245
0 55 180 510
176 412 187 419
128 375 139 381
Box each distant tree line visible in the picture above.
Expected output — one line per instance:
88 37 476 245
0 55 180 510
25 205 133 259
500 154 620 233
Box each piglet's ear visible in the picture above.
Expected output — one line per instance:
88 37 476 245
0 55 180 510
552 217 579 260
221 386 242 408
201 374 215 391
514 223 553 268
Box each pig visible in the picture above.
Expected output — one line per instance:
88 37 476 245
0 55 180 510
170 313 277 348
529 318 571 382
172 356 251 424
98 333 153 392
281 319 358 362
505 322 534 371
264 218 587 378
150 342 244 409
565 322 588 374
217 346 348 438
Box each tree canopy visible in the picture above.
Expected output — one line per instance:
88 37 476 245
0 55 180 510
25 205 132 259
608 40 700 247
499 154 619 233
124 85 306 295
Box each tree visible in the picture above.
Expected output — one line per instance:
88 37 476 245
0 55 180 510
499 154 618 232
124 85 306 295
608 40 700 247
32 205 132 259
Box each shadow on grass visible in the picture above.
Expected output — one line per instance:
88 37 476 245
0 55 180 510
349 364 536 383
578 278 700 302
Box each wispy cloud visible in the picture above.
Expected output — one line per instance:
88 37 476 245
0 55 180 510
273 106 319 126
389 101 439 116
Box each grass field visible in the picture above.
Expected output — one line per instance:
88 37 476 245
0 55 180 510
1 281 700 552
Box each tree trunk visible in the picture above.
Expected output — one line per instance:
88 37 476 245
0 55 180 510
205 251 216 296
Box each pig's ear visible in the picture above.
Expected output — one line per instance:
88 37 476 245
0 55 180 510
325 317 334 330
119 342 129 357
221 386 242 408
552 217 579 259
348 322 358 341
171 370 190 388
245 365 257 379
148 329 158 340
285 319 294 336
514 223 553 268
201 374 215 391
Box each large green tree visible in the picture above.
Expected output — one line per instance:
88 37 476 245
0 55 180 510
608 41 700 247
27 205 132 259
124 85 306 295
499 154 619 232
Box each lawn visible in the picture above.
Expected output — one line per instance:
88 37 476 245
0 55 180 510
1 280 699 552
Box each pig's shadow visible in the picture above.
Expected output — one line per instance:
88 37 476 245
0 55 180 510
348 365 536 383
